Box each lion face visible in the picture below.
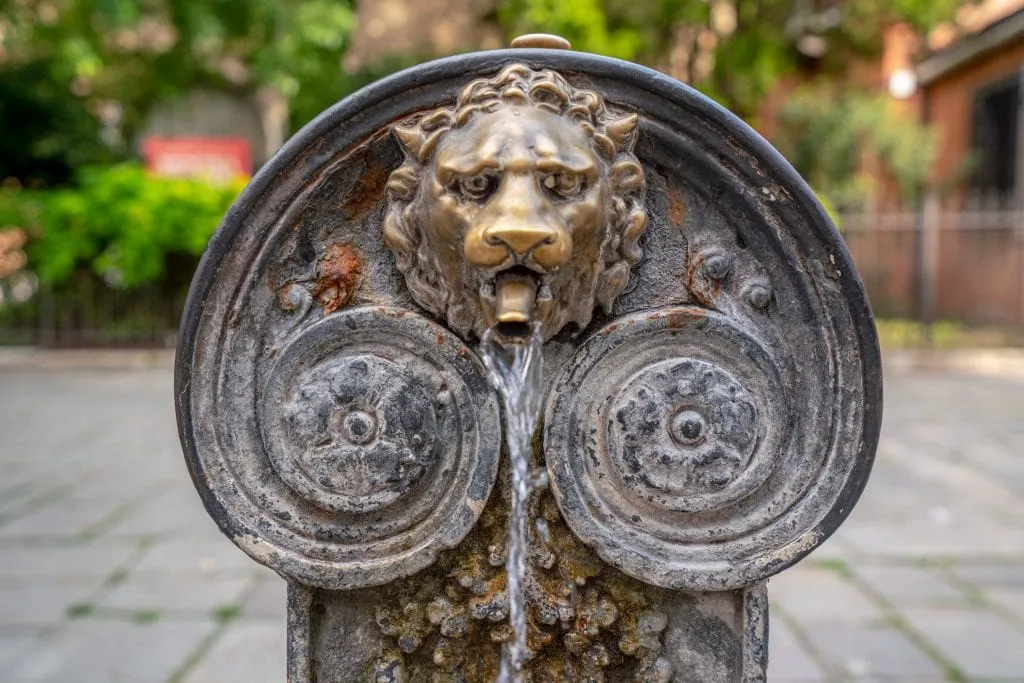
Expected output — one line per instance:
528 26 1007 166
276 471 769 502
426 105 609 337
383 65 647 342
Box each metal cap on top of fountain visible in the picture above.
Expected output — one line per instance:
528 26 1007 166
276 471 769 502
175 34 881 683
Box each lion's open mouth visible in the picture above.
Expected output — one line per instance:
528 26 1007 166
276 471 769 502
479 266 553 338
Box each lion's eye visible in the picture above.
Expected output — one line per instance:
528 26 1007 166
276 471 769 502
452 173 499 201
542 173 586 199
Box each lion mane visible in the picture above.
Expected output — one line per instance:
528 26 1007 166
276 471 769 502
383 63 647 339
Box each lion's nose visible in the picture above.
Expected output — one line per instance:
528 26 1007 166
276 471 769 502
483 223 558 256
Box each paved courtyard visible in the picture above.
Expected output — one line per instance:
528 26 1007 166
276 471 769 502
0 355 1022 682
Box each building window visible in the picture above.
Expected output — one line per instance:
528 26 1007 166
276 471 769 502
970 72 1021 199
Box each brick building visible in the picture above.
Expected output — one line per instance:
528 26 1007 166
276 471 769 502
918 6 1024 202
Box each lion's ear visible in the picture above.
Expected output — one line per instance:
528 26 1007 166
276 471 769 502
394 124 428 159
606 113 639 151
393 123 447 163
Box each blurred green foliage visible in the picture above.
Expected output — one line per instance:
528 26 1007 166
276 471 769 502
0 58 117 186
2 0 969 135
498 0 647 60
873 318 1024 349
774 85 938 209
1 0 359 183
876 319 965 349
2 164 242 289
496 0 959 208
497 0 964 120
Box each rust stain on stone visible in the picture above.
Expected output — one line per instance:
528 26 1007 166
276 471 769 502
341 157 391 220
666 186 687 226
686 252 720 309
312 243 363 314
666 310 691 330
276 284 297 311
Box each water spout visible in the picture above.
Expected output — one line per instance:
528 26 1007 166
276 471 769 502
479 323 544 683
494 270 539 333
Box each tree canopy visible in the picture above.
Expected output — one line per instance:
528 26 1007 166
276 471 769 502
1 0 360 183
497 0 965 120
1 0 970 201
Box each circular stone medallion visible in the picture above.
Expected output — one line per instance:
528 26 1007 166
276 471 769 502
545 307 844 591
185 307 501 589
610 358 763 499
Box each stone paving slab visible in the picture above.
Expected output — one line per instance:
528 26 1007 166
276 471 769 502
765 616 827 682
853 566 971 607
181 621 287 683
0 542 139 580
799 622 945 680
2 362 1024 682
0 581 101 628
949 563 1024 588
0 494 138 539
103 489 224 539
769 568 885 624
130 538 260 576
2 618 217 683
983 587 1024 624
98 573 257 616
0 634 41 671
898 607 1024 679
242 576 288 620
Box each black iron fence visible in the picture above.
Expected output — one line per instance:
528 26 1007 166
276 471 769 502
841 196 1024 328
0 273 189 348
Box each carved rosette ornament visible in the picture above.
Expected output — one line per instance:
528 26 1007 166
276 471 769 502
260 308 499 529
176 46 880 682
610 355 766 501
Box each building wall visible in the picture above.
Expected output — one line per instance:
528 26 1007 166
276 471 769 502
141 89 272 170
924 40 1024 190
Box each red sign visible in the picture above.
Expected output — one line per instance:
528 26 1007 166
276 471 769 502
141 137 251 183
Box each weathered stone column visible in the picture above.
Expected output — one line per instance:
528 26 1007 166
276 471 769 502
176 41 880 682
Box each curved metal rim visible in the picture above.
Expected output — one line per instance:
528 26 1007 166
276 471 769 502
175 47 881 589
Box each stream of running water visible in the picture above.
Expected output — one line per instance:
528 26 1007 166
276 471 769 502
479 324 545 683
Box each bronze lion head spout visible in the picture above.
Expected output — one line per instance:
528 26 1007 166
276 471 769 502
383 64 647 341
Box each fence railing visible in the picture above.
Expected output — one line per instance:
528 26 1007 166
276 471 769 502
0 277 186 348
840 196 1024 328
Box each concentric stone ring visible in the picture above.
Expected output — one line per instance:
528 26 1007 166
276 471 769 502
182 306 501 589
545 306 857 591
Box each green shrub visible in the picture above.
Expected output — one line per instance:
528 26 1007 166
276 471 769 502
1 164 244 289
774 85 937 210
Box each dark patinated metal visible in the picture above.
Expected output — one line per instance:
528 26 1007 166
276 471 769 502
176 43 881 682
